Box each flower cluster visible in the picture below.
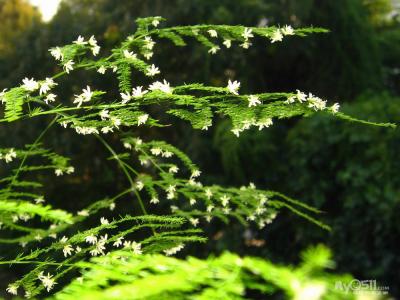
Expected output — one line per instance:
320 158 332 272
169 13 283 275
286 90 340 113
0 148 17 163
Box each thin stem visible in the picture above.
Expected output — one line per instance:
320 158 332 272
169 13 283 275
7 116 58 190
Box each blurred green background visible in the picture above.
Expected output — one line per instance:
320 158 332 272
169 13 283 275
0 0 399 297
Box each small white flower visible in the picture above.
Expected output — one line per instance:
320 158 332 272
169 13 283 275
169 165 179 174
205 188 213 199
227 80 240 95
123 50 137 60
88 35 97 47
137 114 149 126
50 47 63 61
91 45 100 56
38 272 57 292
162 151 173 158
85 234 97 244
120 91 131 104
0 88 7 104
99 109 110 120
164 244 184 256
130 241 142 255
34 196 45 204
150 197 159 204
248 95 261 107
144 52 153 60
76 246 82 253
60 236 68 243
190 198 196 205
242 28 254 40
166 185 176 193
150 147 162 156
55 169 63 176
97 66 107 74
132 86 148 98
100 217 109 225
331 103 340 113
63 60 74 73
6 283 19 295
208 46 220 54
148 80 173 94
109 203 116 211
281 25 294 36
152 18 160 27
206 204 214 212
189 218 199 227
257 118 273 130
78 209 89 216
22 78 39 91
63 244 74 257
296 90 307 102
111 117 121 128
101 126 113 134
223 39 232 48
207 29 218 37
220 194 230 206
113 237 124 247
44 93 56 104
73 35 87 45
40 78 57 95
146 64 160 76
240 41 252 49
136 181 144 190
271 29 283 43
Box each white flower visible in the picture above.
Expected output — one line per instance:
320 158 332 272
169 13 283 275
120 91 131 104
189 218 199 227
307 94 326 111
148 80 173 94
99 109 110 120
223 39 232 48
82 86 93 101
73 35 87 45
63 244 74 257
191 170 201 178
150 197 159 204
60 236 68 243
248 95 261 107
49 47 63 61
144 36 155 50
220 194 230 206
91 45 100 56
38 272 57 292
136 181 144 190
281 25 294 36
208 46 220 54
85 235 97 244
6 283 19 295
150 147 162 156
190 198 196 205
0 88 7 104
271 29 283 43
55 169 63 176
137 114 149 126
111 117 121 128
123 50 137 60
166 185 176 193
113 237 124 247
205 189 213 199
257 118 273 130
132 86 148 98
78 209 89 216
100 217 109 225
97 66 106 74
109 203 116 211
34 196 45 204
63 60 74 73
146 64 160 76
4 148 17 163
161 151 173 158
88 35 97 47
152 18 160 27
101 126 113 134
44 93 56 104
242 28 254 40
240 41 252 49
169 165 179 174
144 52 153 60
40 78 57 95
76 246 82 253
227 80 240 95
331 103 340 113
207 29 218 37
164 244 184 256
22 78 39 91
130 241 142 255
296 90 307 102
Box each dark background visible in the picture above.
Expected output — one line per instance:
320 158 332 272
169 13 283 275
1 0 399 297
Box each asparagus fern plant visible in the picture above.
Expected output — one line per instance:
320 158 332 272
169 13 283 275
0 16 394 299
